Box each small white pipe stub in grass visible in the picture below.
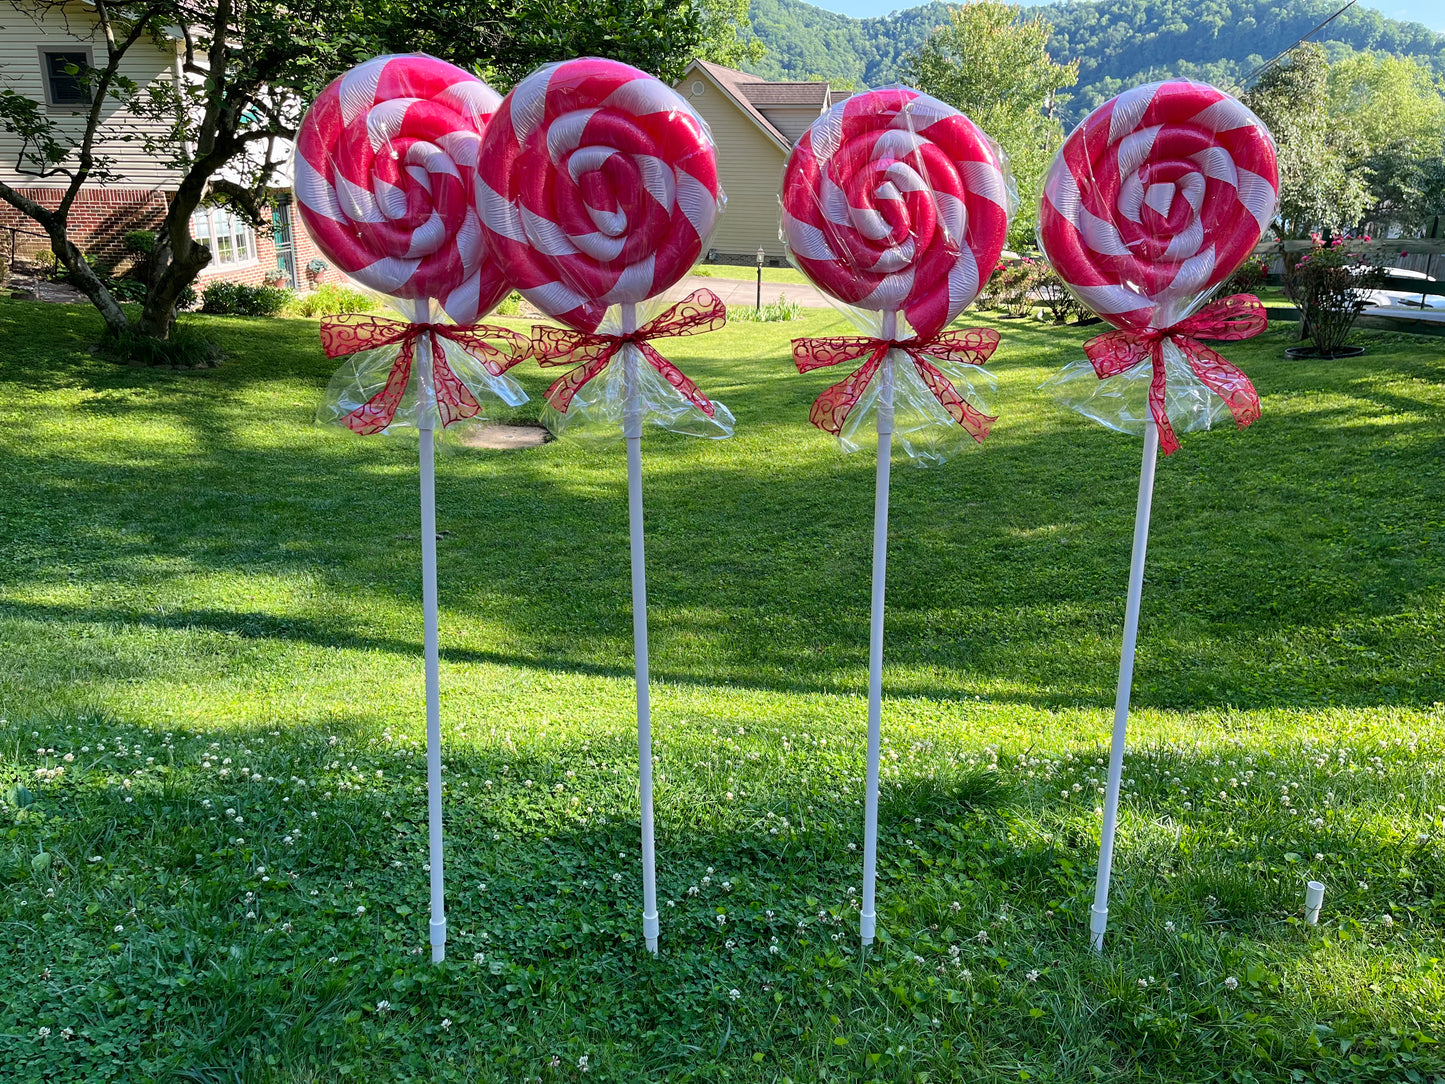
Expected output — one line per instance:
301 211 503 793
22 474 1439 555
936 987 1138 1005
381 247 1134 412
1305 880 1326 925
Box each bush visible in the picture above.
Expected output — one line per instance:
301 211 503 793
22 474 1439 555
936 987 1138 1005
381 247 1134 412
730 293 804 322
1035 263 1081 324
30 250 59 280
200 281 292 317
1221 254 1270 296
993 258 1044 317
280 283 379 318
97 325 221 368
123 230 155 255
494 290 523 317
1282 237 1387 356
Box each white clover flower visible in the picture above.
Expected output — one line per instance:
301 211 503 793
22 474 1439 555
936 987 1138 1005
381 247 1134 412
375 1000 390 1013
114 925 124 933
728 989 741 1001
355 905 366 915
1382 914 1395 928
1025 969 1039 982
1224 976 1239 990
37 1027 50 1038
440 1018 451 1031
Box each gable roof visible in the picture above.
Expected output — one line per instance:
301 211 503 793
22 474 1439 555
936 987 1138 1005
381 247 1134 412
685 60 847 151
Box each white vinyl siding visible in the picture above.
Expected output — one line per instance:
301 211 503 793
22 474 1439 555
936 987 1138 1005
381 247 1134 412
0 1 184 188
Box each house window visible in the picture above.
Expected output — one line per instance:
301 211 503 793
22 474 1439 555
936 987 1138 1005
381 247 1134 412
40 49 92 107
191 207 256 269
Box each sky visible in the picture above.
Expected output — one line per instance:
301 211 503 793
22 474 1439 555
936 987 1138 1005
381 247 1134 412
805 0 1445 33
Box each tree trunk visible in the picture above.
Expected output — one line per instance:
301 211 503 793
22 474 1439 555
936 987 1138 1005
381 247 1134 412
139 192 213 339
45 220 129 338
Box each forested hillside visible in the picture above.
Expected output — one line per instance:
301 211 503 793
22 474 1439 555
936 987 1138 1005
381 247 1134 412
745 0 1445 121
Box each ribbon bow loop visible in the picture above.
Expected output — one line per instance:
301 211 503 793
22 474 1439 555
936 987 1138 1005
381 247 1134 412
1082 294 1265 457
791 327 1000 443
320 314 526 436
532 289 727 418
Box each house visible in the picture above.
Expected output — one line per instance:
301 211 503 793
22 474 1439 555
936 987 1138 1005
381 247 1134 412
0 2 324 289
673 60 850 266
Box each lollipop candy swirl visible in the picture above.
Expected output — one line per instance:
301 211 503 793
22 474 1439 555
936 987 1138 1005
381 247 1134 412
294 54 509 323
781 87 1012 341
476 58 723 332
1038 80 1278 331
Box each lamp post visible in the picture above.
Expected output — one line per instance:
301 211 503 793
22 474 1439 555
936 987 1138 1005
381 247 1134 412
757 246 765 314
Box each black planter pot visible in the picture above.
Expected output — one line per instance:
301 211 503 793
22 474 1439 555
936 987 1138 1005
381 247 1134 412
1284 344 1366 359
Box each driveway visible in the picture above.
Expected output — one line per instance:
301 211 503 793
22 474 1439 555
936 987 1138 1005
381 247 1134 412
661 274 831 309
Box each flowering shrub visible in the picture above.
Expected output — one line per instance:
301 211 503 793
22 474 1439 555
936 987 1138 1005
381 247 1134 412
992 258 1044 317
1220 254 1271 297
1034 262 1082 324
1283 236 1386 356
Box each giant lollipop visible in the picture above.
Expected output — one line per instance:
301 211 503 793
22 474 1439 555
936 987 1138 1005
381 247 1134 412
294 53 528 964
781 87 1013 946
1035 79 1279 953
477 57 730 952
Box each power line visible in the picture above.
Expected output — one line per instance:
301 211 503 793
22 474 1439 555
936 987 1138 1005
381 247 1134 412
1237 0 1359 88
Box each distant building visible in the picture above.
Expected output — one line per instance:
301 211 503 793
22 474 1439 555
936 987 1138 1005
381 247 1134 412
0 3 323 289
674 60 849 266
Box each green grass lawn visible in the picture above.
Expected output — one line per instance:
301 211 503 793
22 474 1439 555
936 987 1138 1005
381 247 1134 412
2 297 1445 1083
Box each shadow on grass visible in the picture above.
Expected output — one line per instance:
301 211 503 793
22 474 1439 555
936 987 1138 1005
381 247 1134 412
3 301 1445 716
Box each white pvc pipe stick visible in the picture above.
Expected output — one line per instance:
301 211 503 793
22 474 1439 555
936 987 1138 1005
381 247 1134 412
860 309 897 948
1305 880 1325 925
416 325 447 964
622 303 660 954
1090 413 1159 954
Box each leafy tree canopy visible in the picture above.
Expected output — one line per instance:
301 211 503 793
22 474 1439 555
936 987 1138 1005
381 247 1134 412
903 2 1078 249
745 0 1445 125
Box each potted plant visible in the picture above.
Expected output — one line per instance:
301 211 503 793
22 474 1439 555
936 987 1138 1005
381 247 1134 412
1282 236 1386 358
305 257 328 284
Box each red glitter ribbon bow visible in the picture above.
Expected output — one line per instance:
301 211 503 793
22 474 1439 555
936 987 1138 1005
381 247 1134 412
1083 294 1266 456
320 314 525 435
791 327 1001 442
529 289 727 418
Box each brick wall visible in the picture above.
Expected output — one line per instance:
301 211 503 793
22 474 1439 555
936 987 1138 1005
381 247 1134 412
2 185 334 291
195 198 334 290
0 187 168 269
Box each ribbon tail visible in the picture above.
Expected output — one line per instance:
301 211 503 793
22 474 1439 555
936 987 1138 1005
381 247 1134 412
341 339 415 435
429 335 483 429
1184 340 1262 434
909 353 996 444
545 354 615 414
637 342 716 419
809 350 885 435
1148 345 1181 457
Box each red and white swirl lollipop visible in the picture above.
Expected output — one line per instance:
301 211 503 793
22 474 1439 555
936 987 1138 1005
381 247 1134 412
1038 79 1278 331
782 87 1012 340
294 53 509 323
475 57 722 332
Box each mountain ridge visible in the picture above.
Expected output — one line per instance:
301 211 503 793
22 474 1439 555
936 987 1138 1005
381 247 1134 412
743 0 1445 121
